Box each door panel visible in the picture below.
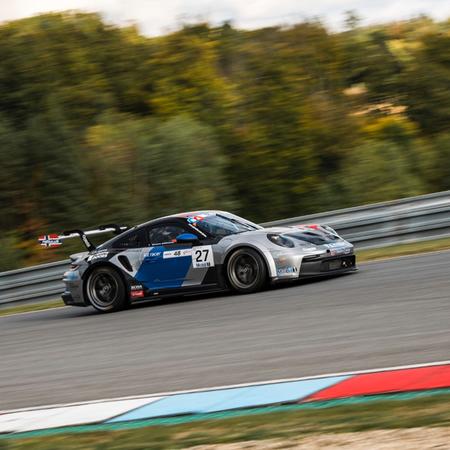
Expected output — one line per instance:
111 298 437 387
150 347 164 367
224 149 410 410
134 221 219 292
135 245 193 290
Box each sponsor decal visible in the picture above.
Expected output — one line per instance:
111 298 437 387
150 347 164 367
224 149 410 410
87 250 108 262
130 290 144 298
277 266 298 275
192 245 214 268
149 251 162 257
38 234 61 248
163 249 192 259
81 234 91 248
130 285 145 299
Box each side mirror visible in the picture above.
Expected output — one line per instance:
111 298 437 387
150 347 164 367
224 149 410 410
176 233 199 244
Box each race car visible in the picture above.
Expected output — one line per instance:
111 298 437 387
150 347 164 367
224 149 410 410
39 211 356 312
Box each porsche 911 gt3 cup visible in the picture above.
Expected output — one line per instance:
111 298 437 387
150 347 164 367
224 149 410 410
40 211 356 312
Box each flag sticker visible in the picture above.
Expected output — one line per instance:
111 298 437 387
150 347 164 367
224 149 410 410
38 234 62 248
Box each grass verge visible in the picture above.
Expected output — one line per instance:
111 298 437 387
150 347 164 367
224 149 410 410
357 236 450 262
0 300 64 317
3 392 450 449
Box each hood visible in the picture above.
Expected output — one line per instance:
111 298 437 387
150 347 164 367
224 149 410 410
264 224 343 244
263 224 353 256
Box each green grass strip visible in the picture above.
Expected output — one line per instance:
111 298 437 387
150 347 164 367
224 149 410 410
357 236 450 262
0 300 64 317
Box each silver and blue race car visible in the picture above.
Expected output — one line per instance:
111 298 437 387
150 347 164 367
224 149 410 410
41 211 356 312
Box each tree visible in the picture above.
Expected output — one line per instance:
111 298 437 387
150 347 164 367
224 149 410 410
341 139 424 205
0 117 24 231
400 31 450 134
21 106 88 231
84 113 236 224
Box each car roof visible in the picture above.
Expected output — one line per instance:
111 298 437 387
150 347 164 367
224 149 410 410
99 211 260 250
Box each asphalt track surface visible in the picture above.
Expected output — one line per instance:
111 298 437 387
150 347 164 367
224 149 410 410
1 251 449 410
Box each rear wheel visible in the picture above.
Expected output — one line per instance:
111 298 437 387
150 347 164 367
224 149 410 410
86 266 127 312
226 248 267 293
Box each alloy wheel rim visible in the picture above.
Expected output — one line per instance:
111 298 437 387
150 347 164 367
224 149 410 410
88 272 118 308
230 253 259 289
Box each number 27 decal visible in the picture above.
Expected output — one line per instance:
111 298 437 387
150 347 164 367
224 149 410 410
195 249 208 262
192 245 214 268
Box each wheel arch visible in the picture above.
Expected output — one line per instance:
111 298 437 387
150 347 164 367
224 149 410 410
222 244 275 281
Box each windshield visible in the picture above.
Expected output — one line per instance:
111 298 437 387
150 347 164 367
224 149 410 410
189 213 258 237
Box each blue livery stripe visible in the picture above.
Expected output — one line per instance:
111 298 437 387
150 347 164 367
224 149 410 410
135 246 192 290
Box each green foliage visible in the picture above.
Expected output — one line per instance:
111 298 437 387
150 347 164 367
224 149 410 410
341 139 424 205
430 133 450 191
400 30 450 134
0 117 24 232
83 113 235 224
0 11 449 269
21 106 88 229
0 233 26 272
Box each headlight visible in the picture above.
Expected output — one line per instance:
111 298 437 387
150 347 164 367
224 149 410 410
267 234 295 248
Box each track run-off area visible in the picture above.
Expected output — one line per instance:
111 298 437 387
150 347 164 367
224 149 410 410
1 251 449 411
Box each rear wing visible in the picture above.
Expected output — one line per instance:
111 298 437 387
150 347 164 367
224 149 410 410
38 224 129 251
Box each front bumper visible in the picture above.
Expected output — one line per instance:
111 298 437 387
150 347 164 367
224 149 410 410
299 254 356 277
63 291 90 307
62 289 88 306
272 252 356 282
62 269 88 306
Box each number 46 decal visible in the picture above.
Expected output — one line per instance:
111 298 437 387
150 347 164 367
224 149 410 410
192 245 214 268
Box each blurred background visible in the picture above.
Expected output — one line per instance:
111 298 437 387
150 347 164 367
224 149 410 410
0 2 449 271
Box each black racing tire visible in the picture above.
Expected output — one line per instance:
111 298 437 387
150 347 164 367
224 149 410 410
85 266 127 313
226 248 267 293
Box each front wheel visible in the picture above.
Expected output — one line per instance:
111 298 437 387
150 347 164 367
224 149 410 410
226 248 267 293
86 266 127 312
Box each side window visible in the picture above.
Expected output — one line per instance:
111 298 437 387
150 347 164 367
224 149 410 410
148 224 187 245
114 231 142 249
